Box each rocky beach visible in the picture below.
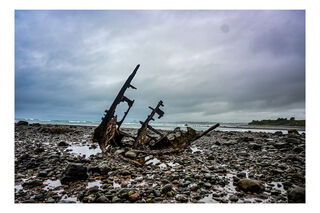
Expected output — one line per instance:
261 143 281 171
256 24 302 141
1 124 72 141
14 122 305 203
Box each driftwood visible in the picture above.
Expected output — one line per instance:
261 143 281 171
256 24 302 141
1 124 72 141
91 65 220 166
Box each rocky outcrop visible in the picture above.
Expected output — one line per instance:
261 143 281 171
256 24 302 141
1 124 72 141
60 163 88 184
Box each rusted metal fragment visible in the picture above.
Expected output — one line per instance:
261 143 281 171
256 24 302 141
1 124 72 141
118 155 142 167
135 100 164 148
150 124 220 151
91 64 139 152
91 64 221 166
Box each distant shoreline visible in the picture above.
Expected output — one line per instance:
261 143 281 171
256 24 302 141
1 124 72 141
220 124 305 131
16 121 305 132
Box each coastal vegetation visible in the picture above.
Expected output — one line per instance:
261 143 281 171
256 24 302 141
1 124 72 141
248 117 305 126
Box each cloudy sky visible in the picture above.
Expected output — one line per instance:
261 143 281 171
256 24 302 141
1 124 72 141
15 10 305 123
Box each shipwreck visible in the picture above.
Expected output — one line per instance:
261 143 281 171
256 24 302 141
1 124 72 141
91 64 220 166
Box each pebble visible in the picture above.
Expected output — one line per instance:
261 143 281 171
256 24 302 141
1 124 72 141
14 123 305 204
161 184 172 194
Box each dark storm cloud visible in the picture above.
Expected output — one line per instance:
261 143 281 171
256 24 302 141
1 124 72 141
15 10 305 122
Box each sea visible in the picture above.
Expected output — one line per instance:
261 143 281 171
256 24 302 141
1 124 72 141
15 118 305 134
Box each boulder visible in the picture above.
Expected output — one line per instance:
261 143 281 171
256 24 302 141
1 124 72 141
229 195 239 202
129 193 140 201
273 142 290 149
95 195 108 203
288 187 305 203
237 137 254 142
175 194 188 202
58 141 69 146
161 184 172 194
293 146 304 153
249 143 262 150
274 131 283 136
60 163 88 184
22 179 43 188
286 137 300 144
37 170 48 177
16 120 28 126
288 129 299 135
237 179 265 193
97 162 111 175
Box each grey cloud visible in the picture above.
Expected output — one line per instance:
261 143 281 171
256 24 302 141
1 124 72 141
15 10 305 122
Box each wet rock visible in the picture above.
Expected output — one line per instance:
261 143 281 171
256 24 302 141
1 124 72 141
87 186 100 194
129 193 140 201
34 147 45 154
273 142 290 149
22 179 43 188
249 143 262 150
274 131 283 136
58 141 69 146
95 195 108 203
97 162 111 175
238 151 250 157
238 137 254 142
288 187 305 203
203 182 211 189
19 153 30 161
112 196 122 203
119 169 130 176
175 194 188 202
37 170 48 177
286 138 300 145
87 166 101 174
237 172 247 178
223 141 235 146
207 155 215 160
237 179 265 193
229 195 239 202
271 169 284 175
285 154 302 162
161 184 172 194
189 184 198 191
114 149 125 155
118 188 131 198
60 163 88 184
22 199 35 203
288 129 299 135
17 120 28 126
45 198 56 203
125 151 137 159
293 146 304 153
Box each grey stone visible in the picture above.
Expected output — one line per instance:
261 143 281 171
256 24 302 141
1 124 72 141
288 187 305 203
286 138 300 144
17 121 28 126
95 195 108 203
58 141 69 146
114 149 125 155
60 163 88 184
237 179 265 193
229 195 239 202
125 151 137 159
161 184 172 194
